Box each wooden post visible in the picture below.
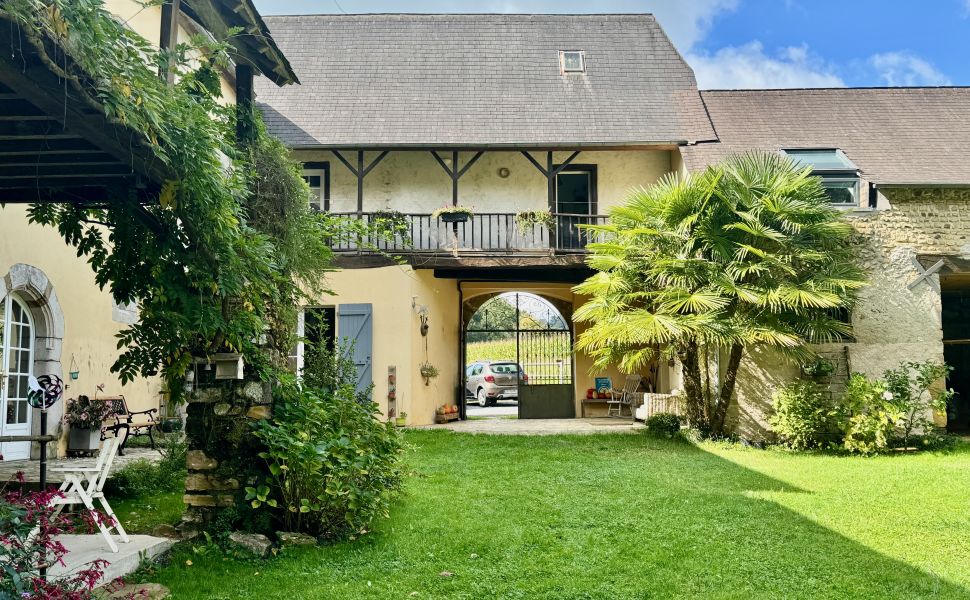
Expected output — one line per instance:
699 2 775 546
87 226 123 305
159 0 181 85
332 150 390 218
235 64 255 146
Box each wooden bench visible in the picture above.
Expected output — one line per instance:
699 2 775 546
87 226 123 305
99 395 158 455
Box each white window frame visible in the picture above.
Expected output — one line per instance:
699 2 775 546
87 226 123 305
559 50 586 73
302 167 328 212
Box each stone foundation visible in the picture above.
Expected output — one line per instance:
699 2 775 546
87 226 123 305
180 377 273 536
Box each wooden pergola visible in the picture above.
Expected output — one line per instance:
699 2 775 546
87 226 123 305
0 25 171 208
0 0 297 210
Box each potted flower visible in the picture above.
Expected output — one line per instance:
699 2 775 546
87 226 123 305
515 209 555 230
65 395 115 453
395 412 407 427
432 205 474 223
419 362 439 386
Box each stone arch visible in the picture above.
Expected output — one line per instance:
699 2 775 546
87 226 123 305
1 263 65 457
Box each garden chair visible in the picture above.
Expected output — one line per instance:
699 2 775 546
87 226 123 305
607 375 642 418
47 434 130 553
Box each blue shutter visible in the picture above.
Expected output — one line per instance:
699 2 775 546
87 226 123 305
337 303 373 397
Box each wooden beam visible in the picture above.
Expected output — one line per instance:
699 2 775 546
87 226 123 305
0 153 115 166
159 0 182 85
331 150 390 215
0 138 98 155
431 150 484 205
0 163 131 179
235 64 255 146
521 151 548 176
0 49 172 184
0 185 113 204
331 150 357 176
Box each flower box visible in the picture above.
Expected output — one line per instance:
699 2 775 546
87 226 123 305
439 212 469 223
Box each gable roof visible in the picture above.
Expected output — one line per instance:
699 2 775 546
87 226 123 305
182 0 298 86
682 87 970 186
255 14 716 148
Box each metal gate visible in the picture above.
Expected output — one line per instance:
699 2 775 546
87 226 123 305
464 292 575 419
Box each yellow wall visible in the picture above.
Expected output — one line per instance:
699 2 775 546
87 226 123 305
0 206 163 456
316 273 678 425
103 0 163 45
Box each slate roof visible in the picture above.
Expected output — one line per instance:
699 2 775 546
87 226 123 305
255 14 717 148
683 88 970 186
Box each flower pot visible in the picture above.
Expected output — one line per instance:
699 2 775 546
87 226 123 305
68 428 102 453
69 371 79 380
395 417 407 427
439 213 469 223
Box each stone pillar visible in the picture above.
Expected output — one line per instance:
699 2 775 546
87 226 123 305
180 377 273 536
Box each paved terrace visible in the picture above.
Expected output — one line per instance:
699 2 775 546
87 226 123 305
0 447 161 486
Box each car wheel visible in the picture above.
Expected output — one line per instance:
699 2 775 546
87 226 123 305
477 388 488 408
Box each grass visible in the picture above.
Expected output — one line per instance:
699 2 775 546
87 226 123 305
142 431 970 599
114 492 185 534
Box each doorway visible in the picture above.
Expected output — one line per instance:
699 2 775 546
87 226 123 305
942 287 970 432
0 293 34 460
463 292 574 420
555 164 597 250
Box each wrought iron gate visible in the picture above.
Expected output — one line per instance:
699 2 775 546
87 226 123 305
464 292 575 419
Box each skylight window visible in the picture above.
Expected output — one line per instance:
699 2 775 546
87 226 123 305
560 51 585 73
783 148 857 172
783 149 860 208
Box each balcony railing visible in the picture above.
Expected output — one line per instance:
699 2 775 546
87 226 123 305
330 212 609 254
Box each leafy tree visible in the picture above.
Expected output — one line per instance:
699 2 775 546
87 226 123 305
575 152 866 436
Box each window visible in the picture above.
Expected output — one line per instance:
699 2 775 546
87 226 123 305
289 306 336 375
782 149 860 207
301 161 330 212
560 50 585 73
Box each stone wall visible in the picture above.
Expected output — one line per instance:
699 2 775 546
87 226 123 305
729 188 970 439
180 377 273 536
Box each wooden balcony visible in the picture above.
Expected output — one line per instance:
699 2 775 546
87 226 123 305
330 212 609 256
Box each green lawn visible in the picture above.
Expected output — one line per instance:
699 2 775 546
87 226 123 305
114 492 185 534
145 431 970 599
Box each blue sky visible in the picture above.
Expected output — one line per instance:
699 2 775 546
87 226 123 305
252 0 970 89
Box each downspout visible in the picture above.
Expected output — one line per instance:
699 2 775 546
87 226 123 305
457 280 466 420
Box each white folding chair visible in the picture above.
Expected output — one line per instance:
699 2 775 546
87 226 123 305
48 434 130 552
607 375 642 418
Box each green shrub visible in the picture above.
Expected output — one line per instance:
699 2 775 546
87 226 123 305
882 361 953 448
838 374 901 455
645 413 682 438
104 435 187 498
770 381 840 450
250 375 405 540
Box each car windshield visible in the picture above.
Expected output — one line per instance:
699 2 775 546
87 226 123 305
490 363 520 374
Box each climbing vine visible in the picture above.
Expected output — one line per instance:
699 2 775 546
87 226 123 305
0 0 386 397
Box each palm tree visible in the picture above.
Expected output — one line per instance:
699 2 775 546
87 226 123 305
574 151 866 436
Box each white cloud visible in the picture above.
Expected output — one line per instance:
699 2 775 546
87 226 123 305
687 42 845 89
646 0 739 50
868 52 951 86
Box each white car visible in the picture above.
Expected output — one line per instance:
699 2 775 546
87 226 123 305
465 361 528 407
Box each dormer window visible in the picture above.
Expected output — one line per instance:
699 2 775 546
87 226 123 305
560 51 585 73
783 149 860 207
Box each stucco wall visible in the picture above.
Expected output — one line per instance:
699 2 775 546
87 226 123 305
730 188 969 439
308 266 460 426
316 273 679 425
293 150 673 214
0 205 163 456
